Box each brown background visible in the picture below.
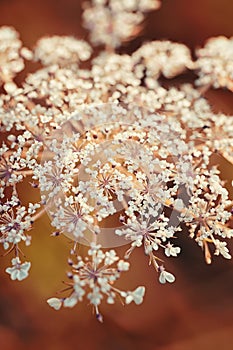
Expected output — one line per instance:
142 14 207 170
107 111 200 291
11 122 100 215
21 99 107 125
0 1 233 349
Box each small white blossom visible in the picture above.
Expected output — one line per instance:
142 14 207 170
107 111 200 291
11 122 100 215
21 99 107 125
214 240 231 260
117 260 130 271
159 268 176 284
63 297 78 308
47 297 62 310
6 257 31 281
165 243 181 257
124 286 145 305
104 250 119 265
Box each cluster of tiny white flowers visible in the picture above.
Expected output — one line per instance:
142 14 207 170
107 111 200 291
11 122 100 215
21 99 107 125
92 53 142 88
47 243 145 322
189 113 233 164
0 0 232 323
116 212 180 284
83 0 161 48
180 170 233 263
0 26 32 86
132 41 193 88
195 36 233 91
0 196 40 272
34 36 92 67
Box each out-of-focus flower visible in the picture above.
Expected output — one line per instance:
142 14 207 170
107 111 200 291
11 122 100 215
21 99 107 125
47 297 63 310
132 40 193 88
0 26 32 85
83 0 160 48
195 36 233 91
34 36 92 68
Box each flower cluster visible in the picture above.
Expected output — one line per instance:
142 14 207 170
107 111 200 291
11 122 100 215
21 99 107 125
34 36 92 68
0 0 232 322
0 26 32 87
195 36 233 91
47 243 145 321
83 0 161 48
132 40 193 88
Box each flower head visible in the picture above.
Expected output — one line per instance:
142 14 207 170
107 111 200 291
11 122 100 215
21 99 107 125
0 26 32 85
195 36 233 91
34 36 92 68
0 0 233 324
47 244 145 321
83 0 160 48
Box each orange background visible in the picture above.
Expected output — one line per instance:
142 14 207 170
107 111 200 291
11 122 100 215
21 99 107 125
0 1 233 349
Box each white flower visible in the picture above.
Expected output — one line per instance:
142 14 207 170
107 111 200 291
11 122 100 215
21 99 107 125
88 286 103 306
107 295 115 304
195 36 233 90
63 296 78 308
165 242 181 257
0 201 33 247
133 40 193 81
117 260 130 271
124 286 146 305
47 297 62 310
214 240 231 259
73 281 86 299
159 268 175 284
104 250 119 265
5 257 31 281
174 198 184 211
47 244 145 320
34 36 92 67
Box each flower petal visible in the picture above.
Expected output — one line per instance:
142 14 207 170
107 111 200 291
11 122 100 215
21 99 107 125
47 297 62 310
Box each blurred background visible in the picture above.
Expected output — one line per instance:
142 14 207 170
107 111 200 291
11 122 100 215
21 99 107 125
0 0 233 349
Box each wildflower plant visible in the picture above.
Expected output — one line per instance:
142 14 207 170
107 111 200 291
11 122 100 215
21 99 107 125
0 0 233 322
